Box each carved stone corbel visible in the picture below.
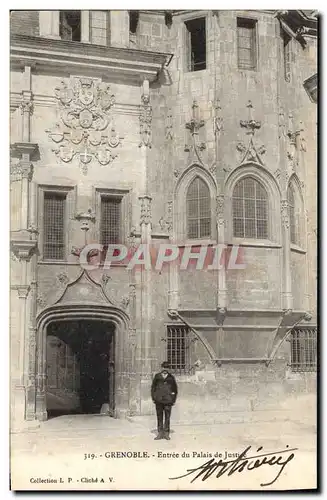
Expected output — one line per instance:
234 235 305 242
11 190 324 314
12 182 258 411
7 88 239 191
15 285 31 299
11 239 37 261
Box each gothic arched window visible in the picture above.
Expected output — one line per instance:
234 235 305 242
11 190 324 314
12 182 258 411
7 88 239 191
232 177 268 239
186 177 211 239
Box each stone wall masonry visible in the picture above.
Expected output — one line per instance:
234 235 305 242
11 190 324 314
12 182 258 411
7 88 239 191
227 247 282 309
291 250 307 311
10 11 39 36
138 359 316 417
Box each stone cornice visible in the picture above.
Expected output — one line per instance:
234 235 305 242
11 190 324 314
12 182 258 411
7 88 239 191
10 34 173 84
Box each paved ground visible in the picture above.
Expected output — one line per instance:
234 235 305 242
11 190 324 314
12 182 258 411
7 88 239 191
10 409 317 491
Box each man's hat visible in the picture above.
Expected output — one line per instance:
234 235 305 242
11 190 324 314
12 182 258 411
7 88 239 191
161 361 170 369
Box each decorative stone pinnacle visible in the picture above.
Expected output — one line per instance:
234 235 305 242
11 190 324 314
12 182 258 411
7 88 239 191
240 100 261 136
213 99 223 135
186 100 205 135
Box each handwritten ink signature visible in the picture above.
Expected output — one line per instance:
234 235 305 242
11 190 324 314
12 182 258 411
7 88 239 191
169 445 297 487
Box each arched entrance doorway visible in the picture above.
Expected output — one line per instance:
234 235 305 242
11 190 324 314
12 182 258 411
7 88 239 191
33 305 129 421
30 270 131 422
46 319 115 418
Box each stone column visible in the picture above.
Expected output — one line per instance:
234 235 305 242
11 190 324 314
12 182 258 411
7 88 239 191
278 109 293 311
213 94 226 364
81 11 90 43
10 141 39 428
138 195 153 414
35 324 47 421
17 284 30 385
11 249 37 428
139 195 152 371
164 107 179 318
127 281 138 415
281 200 293 310
213 96 227 310
216 194 227 310
20 93 33 143
297 124 310 313
39 11 60 39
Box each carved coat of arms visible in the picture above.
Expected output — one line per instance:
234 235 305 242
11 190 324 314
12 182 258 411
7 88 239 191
46 77 123 174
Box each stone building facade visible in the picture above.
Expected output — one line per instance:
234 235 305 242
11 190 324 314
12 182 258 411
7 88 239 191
10 10 318 428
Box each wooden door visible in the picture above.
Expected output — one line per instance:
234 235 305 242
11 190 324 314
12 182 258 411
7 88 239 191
46 335 80 412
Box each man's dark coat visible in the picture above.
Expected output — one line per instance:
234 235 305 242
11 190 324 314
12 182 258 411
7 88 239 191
151 371 178 405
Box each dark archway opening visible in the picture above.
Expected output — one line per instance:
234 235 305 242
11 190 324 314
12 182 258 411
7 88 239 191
46 319 115 419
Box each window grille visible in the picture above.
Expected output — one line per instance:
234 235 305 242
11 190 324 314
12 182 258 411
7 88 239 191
232 177 268 239
290 328 317 372
237 18 257 70
287 185 297 244
90 11 108 46
186 177 211 239
185 18 206 72
100 197 121 246
167 325 191 374
43 192 66 261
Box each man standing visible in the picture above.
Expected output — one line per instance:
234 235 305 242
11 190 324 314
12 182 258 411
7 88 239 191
151 362 178 440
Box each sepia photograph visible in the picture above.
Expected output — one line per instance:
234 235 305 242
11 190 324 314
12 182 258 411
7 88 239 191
9 7 318 491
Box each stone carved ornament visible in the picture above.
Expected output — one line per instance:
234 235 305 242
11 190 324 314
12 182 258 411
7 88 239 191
280 200 290 228
139 196 152 225
57 272 69 286
216 194 225 227
236 101 266 166
165 109 173 140
184 100 206 162
46 77 123 175
213 99 223 136
10 161 33 182
275 109 306 187
139 80 152 148
159 201 173 233
175 101 208 178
